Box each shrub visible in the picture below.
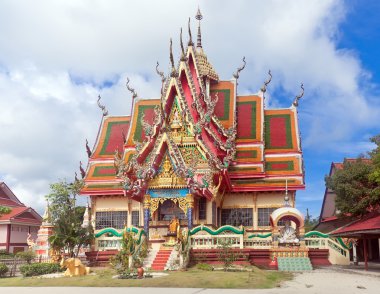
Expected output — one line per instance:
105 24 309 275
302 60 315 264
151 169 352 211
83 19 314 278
19 263 62 277
0 263 8 277
16 251 36 264
196 263 213 271
0 250 13 258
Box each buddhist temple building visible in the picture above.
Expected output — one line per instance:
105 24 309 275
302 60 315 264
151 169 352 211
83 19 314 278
80 11 305 252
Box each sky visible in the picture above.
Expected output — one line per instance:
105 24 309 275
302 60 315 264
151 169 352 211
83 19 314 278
0 0 379 219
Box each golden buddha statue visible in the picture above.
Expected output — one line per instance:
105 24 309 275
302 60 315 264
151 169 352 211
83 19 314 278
169 216 180 235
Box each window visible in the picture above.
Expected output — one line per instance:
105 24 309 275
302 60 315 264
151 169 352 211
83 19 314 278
198 198 207 220
131 211 140 227
221 208 253 226
258 208 285 227
95 211 127 230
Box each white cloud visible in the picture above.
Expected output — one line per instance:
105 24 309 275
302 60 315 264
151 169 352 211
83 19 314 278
0 0 379 214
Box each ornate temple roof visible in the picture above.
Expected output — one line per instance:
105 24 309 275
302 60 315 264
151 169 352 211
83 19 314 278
81 13 305 198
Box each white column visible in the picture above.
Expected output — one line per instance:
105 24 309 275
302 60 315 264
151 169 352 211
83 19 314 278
353 241 358 265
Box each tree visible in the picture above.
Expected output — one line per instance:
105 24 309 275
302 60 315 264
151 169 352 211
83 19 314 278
46 179 94 257
304 208 318 232
325 157 379 217
0 206 11 217
369 135 380 186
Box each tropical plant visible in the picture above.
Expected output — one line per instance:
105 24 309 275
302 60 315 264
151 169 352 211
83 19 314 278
46 179 94 257
217 238 239 270
0 263 8 277
0 206 11 217
16 250 36 264
110 230 147 275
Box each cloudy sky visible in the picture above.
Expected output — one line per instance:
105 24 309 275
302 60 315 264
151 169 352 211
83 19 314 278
1 0 379 218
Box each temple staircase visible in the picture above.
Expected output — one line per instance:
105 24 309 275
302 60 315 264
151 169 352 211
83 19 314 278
144 247 177 271
277 257 313 271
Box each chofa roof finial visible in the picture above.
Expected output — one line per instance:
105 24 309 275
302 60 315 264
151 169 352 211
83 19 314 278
126 77 138 100
261 70 272 93
195 7 203 49
233 57 246 80
180 28 187 61
293 83 304 107
85 139 92 158
188 17 194 46
97 95 108 116
79 161 86 179
170 38 178 77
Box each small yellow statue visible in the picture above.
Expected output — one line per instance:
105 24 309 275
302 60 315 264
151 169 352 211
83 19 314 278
169 216 180 235
60 257 90 277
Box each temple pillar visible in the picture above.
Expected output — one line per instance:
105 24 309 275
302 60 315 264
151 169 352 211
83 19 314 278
143 194 150 240
186 194 194 230
353 240 358 265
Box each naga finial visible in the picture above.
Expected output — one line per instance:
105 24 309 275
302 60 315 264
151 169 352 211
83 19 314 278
188 17 194 46
97 95 108 116
293 83 304 107
195 7 203 49
126 77 138 100
233 56 246 79
180 28 187 61
170 38 178 77
85 139 92 158
260 70 272 93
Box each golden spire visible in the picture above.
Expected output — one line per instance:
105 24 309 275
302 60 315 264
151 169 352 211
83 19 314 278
42 201 51 224
195 7 203 49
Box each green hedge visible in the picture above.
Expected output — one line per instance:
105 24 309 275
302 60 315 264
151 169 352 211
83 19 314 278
19 263 62 277
0 263 8 277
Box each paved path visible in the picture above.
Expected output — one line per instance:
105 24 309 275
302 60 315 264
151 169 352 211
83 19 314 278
1 268 380 294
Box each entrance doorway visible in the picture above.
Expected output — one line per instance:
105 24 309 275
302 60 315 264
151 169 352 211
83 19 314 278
158 200 186 221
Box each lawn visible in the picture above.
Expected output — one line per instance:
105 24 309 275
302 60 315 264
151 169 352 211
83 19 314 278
0 267 292 288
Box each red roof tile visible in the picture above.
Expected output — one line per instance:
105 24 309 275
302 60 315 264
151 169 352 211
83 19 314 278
332 212 380 235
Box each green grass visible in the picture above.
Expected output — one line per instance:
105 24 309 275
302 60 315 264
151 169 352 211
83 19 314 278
0 267 292 288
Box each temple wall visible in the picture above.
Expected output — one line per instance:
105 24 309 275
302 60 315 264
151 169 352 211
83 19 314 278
94 196 129 211
222 193 255 208
0 225 7 242
10 225 29 243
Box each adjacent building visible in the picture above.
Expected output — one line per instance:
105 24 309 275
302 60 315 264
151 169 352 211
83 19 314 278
0 182 42 253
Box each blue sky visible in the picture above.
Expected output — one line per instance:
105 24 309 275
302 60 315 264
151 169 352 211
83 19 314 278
0 0 379 219
296 0 380 218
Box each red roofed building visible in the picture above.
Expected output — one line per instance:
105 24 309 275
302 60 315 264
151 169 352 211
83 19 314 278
0 182 42 253
80 12 305 252
315 159 379 264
